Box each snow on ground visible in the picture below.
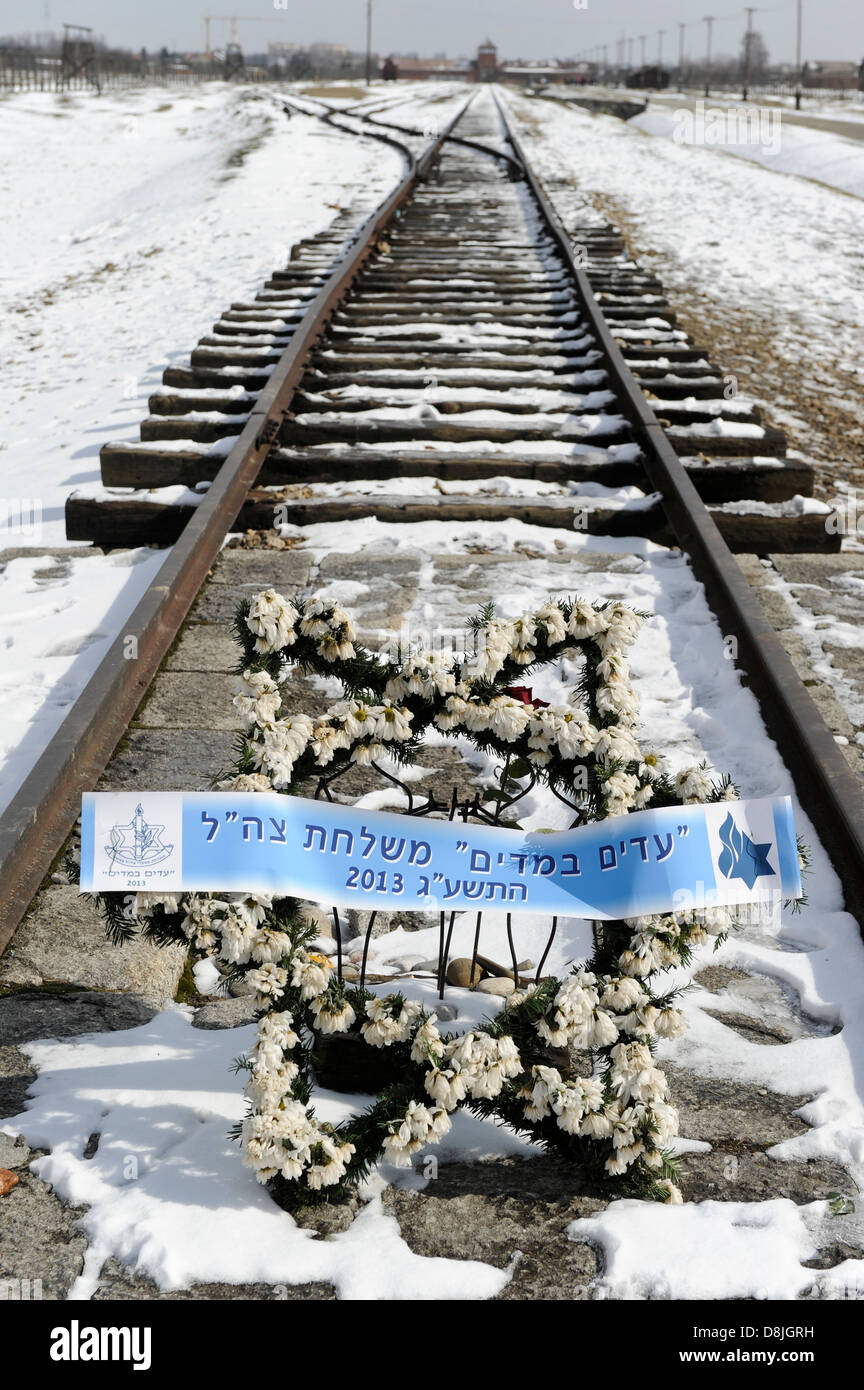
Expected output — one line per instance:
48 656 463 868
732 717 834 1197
6 515 864 1298
506 91 864 490
631 100 864 200
0 81 458 816
569 1197 864 1300
4 1008 514 1300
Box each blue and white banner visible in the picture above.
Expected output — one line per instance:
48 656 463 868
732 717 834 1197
80 791 801 919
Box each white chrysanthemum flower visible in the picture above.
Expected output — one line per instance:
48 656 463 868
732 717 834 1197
595 602 642 650
580 1108 614 1139
654 1007 686 1039
134 891 182 916
251 715 314 787
619 1004 660 1039
257 1009 299 1051
309 720 350 766
554 710 599 758
445 1031 522 1101
378 704 413 742
310 995 356 1035
458 700 493 733
596 682 640 720
678 905 731 936
361 995 424 1048
594 726 642 766
486 696 532 741
637 753 664 783
434 694 473 732
600 976 646 1012
216 772 273 793
424 1065 467 1109
505 983 538 1010
618 931 667 977
462 619 514 681
244 1059 299 1108
510 613 538 665
386 651 456 702
675 766 714 803
318 632 356 662
307 1135 356 1190
247 929 291 966
382 1100 451 1166
218 914 259 966
291 952 333 1001
350 740 387 766
658 1179 684 1204
179 897 216 947
233 669 281 728
536 602 568 644
247 962 288 1004
228 893 271 927
246 589 298 653
331 700 381 739
298 598 333 639
648 1099 679 1142
610 1043 668 1105
567 600 608 640
410 1016 442 1064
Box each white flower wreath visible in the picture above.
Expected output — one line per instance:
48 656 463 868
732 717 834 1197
98 588 747 1207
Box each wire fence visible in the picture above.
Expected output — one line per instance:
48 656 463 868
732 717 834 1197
687 80 862 101
0 50 278 92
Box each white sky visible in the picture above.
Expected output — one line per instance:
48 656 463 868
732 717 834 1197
1 0 860 65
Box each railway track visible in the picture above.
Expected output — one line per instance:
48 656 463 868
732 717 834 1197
2 86 864 947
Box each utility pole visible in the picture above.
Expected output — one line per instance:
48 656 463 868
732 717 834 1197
658 29 665 66
743 6 756 100
627 36 633 69
795 0 803 109
639 34 646 67
703 15 715 97
678 23 686 91
365 0 372 86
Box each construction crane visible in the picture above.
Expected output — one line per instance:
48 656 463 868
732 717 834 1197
203 14 287 61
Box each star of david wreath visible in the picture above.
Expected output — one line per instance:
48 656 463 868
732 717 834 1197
92 586 796 1208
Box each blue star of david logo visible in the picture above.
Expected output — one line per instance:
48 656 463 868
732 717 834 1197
716 811 775 890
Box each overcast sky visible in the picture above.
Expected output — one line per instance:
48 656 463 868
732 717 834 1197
3 0 861 64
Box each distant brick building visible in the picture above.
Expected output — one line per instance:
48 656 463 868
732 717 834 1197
803 59 859 89
385 55 469 80
474 39 498 81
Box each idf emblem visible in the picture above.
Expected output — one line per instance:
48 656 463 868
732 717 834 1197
106 803 173 870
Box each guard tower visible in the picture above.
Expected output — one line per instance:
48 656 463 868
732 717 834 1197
61 23 99 91
476 39 498 82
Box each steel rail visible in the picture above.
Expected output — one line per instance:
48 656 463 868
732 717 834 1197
285 90 524 173
0 94 474 949
494 89 864 923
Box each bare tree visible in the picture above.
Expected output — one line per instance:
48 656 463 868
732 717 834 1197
740 29 770 82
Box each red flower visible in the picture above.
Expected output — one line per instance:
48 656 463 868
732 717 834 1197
503 685 549 709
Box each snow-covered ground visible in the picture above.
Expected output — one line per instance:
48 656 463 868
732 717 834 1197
0 81 458 815
5 516 864 1299
631 99 864 199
